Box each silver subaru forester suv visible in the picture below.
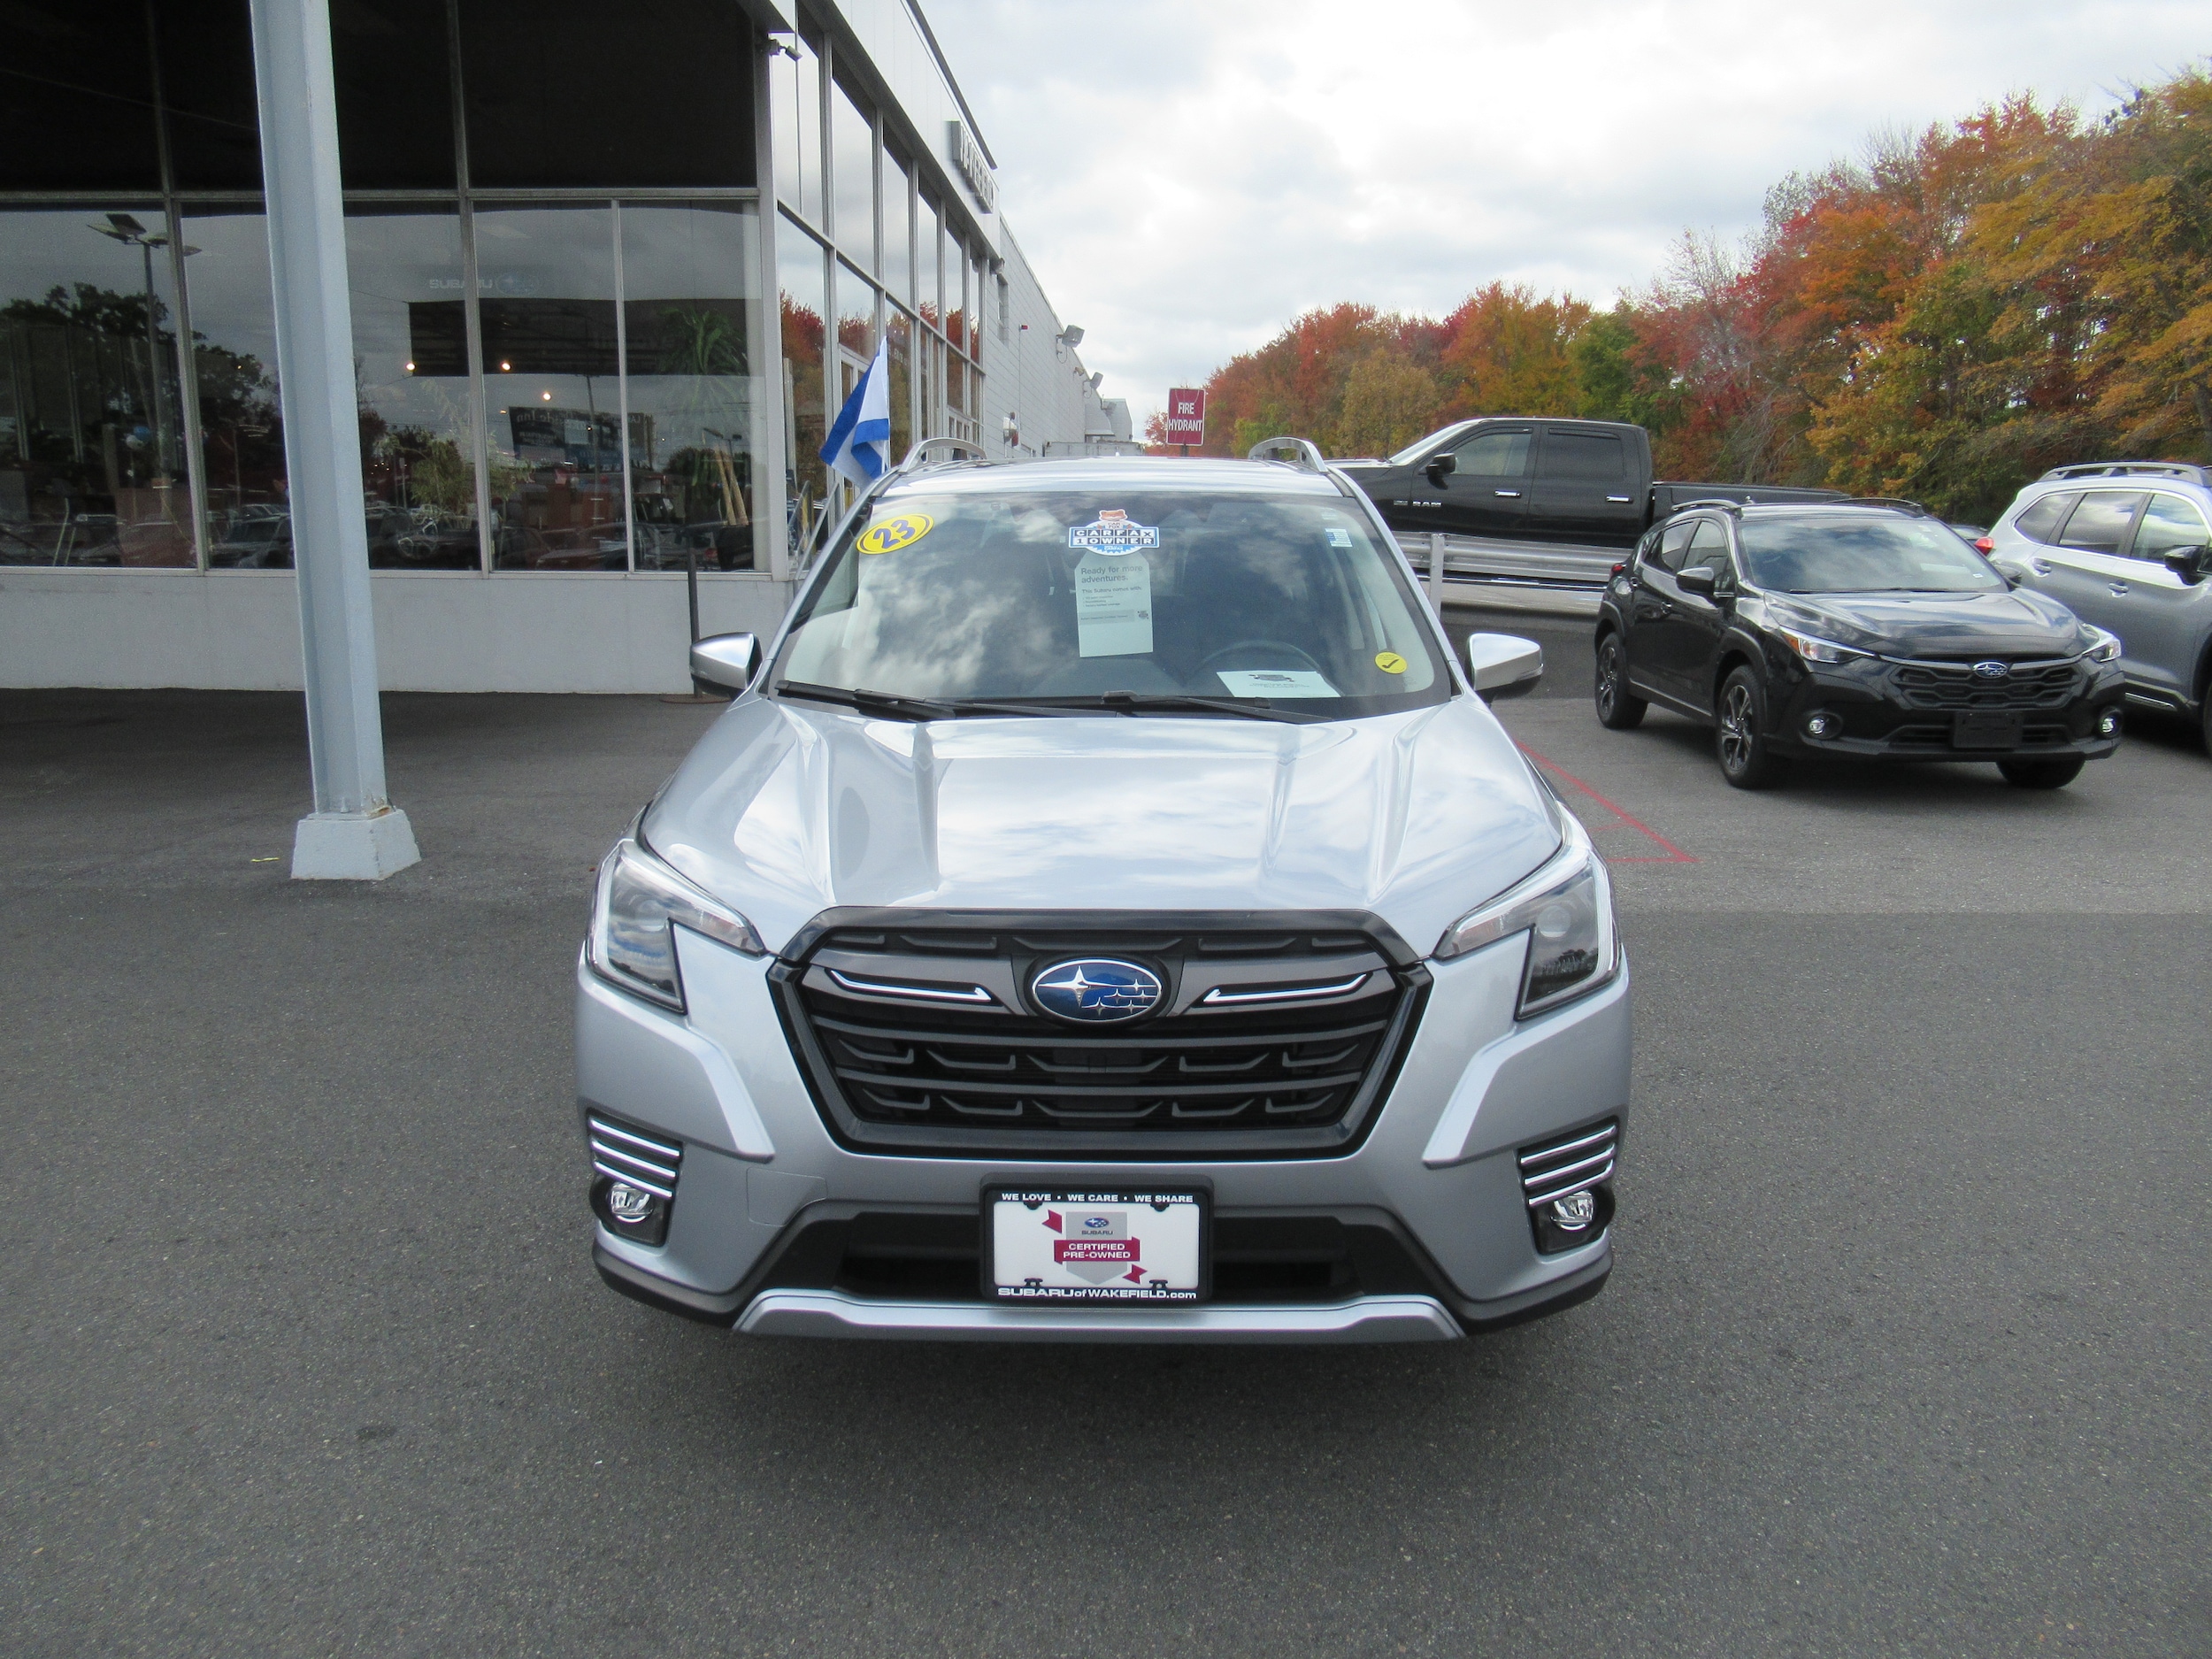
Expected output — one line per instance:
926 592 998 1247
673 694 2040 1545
575 442 1628 1343
1984 461 2212 749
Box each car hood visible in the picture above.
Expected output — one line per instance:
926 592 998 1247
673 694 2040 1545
642 697 1561 958
1766 587 2090 659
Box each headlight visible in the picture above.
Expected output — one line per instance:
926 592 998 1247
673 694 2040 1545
588 837 764 1010
1433 814 1619 1018
2079 627 2122 664
1774 626 1870 665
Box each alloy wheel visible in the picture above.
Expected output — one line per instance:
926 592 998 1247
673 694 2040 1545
1718 683 1755 772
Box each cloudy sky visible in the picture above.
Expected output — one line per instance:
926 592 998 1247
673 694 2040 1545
924 0 2205 428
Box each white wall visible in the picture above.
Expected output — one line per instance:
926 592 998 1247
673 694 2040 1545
0 570 795 693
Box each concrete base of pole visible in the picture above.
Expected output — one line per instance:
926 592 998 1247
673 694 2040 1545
290 807 422 880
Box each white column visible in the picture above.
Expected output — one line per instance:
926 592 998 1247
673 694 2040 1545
250 0 419 879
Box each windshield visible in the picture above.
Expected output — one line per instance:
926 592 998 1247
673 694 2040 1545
1386 423 1473 468
771 488 1448 718
1737 515 2006 594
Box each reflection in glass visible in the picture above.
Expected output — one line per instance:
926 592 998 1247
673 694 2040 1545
345 206 480 569
0 208 190 566
778 224 828 555
622 204 760 572
769 33 824 226
474 205 626 572
887 306 912 465
882 151 911 304
943 225 964 355
830 81 875 273
180 211 290 567
917 196 941 334
834 259 875 365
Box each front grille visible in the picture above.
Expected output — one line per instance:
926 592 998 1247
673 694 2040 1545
1519 1119 1618 1210
772 910 1428 1158
1892 657 2079 711
588 1114 683 1199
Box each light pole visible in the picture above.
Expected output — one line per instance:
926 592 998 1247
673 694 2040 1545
89 214 197 480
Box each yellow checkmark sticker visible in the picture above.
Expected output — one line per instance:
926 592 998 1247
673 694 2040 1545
1374 651 1407 674
857 513 933 555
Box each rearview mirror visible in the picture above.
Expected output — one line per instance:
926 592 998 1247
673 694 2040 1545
1425 451 1456 483
1466 633 1543 703
2163 544 2210 583
1676 565 1717 597
689 631 762 694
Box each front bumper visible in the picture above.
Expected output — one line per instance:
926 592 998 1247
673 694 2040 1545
574 921 1631 1343
1764 652 2125 761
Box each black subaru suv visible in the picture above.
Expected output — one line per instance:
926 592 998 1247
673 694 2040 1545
1593 500 2127 788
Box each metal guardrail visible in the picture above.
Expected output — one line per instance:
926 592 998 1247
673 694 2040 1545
1393 531 1615 618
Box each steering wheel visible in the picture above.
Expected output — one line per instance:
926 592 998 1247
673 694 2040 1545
1198 639 1325 676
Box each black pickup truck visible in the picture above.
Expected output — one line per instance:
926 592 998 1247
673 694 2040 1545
1335 418 1840 549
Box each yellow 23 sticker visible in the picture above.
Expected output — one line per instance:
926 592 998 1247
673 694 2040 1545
1374 651 1408 674
858 513 933 555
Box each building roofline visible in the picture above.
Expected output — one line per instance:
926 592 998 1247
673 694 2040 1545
902 0 997 169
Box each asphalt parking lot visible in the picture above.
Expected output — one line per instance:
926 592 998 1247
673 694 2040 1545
4 629 2208 1655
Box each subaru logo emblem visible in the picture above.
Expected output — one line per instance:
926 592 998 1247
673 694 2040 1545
1029 958 1164 1024
1971 660 2010 680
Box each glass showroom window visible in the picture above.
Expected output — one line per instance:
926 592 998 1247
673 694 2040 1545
917 195 941 336
621 202 763 572
473 204 626 572
882 151 912 308
778 225 829 549
341 205 481 571
0 207 191 567
768 31 824 230
177 210 289 569
829 82 875 274
887 305 914 461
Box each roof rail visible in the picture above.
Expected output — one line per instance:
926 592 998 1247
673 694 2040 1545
1832 496 1930 515
895 436 987 473
2039 459 2211 485
1247 435 1329 473
1666 497 1746 516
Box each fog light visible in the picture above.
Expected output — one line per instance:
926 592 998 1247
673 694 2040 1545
1550 1190 1597 1231
1804 711 1839 739
1532 1182 1614 1255
590 1173 671 1247
2097 709 2122 737
607 1183 657 1225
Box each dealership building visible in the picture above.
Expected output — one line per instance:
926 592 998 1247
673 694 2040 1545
1 0 1130 695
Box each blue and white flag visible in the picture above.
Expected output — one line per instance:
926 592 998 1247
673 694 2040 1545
820 342 892 486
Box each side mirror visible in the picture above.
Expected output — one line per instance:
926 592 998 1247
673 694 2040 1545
1425 451 1456 484
2163 544 2209 583
1676 565 1717 598
689 631 762 694
1466 633 1543 703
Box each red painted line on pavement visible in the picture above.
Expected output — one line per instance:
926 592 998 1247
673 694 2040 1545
1516 741 1697 864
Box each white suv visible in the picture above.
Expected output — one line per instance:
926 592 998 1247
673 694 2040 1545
1984 462 2212 749
575 444 1628 1343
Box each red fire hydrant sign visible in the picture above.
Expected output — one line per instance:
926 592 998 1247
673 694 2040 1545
1164 388 1205 448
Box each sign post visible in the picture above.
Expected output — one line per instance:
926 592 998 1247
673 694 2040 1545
1164 388 1205 456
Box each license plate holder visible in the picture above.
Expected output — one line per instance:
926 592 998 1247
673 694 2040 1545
1952 710 2023 749
984 1187 1210 1306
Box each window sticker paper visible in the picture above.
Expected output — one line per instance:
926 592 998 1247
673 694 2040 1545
1075 549 1154 657
1214 669 1340 699
857 513 933 555
1326 527 1353 548
1374 651 1407 674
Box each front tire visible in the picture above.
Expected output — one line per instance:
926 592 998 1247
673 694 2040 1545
1998 756 2085 789
1716 666 1786 789
1594 634 1647 729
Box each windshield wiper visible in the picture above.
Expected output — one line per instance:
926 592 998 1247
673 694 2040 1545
1085 690 1324 723
774 681 1070 721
